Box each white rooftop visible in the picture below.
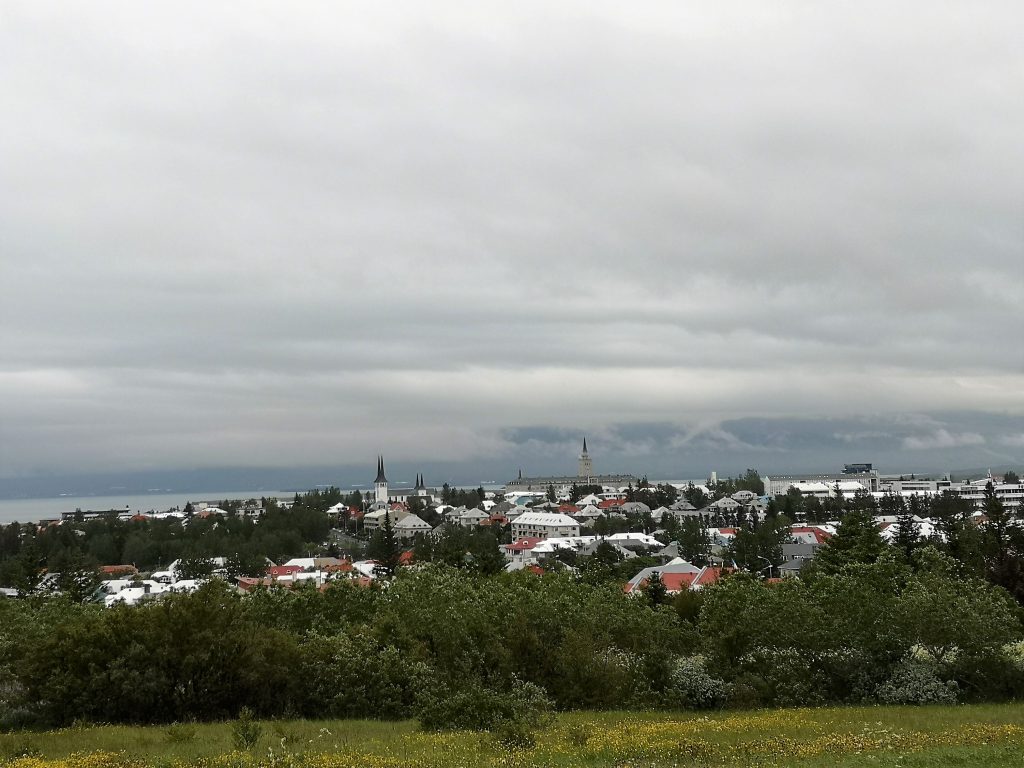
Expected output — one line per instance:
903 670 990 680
513 511 581 527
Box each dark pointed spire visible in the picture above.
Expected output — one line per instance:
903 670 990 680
375 455 387 484
582 436 588 454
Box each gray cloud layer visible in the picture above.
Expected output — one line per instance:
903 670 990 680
1 2 1022 479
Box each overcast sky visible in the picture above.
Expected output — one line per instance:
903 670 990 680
2 2 1022 487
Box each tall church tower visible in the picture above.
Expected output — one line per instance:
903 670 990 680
578 437 593 480
374 456 389 504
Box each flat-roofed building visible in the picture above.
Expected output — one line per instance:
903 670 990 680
762 469 880 497
511 511 581 540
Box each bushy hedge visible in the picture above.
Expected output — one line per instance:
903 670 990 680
664 656 728 710
1 549 1022 730
415 676 552 734
876 658 958 705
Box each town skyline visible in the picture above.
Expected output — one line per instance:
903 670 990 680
3 412 1023 502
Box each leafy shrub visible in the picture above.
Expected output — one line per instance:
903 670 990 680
876 658 958 705
550 639 637 710
665 656 728 710
415 676 552 733
0 670 32 732
737 648 828 707
493 718 538 750
300 633 433 719
232 707 263 751
726 673 769 709
1003 640 1024 672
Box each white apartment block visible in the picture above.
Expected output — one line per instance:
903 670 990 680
510 511 581 540
951 482 1024 511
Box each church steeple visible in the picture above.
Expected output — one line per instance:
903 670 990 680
374 456 389 504
578 437 593 480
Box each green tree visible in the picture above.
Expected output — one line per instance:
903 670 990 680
811 508 885 575
367 512 402 577
412 532 435 562
683 482 708 509
226 548 269 579
929 491 985 576
642 571 669 606
980 483 1024 602
468 529 506 575
738 469 765 495
678 518 712 566
892 510 921 562
176 554 215 580
729 516 789 576
47 550 100 602
433 524 473 568
898 547 1019 665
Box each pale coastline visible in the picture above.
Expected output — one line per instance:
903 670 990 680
0 490 294 525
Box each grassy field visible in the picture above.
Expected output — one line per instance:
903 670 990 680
3 704 1024 768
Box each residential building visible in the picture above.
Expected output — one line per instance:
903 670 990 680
395 514 432 540
458 508 489 527
950 480 1024 511
510 511 581 540
623 560 733 595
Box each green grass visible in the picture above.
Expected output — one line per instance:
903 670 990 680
4 704 1024 767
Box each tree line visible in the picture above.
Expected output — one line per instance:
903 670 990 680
1 539 1022 731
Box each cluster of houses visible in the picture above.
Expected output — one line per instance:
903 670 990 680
79 472 1004 608
64 498 995 608
13 450 1022 607
92 555 383 606
337 492 758 542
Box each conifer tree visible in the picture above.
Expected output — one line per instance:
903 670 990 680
812 508 885 574
893 510 921 562
643 570 668 606
368 511 402 577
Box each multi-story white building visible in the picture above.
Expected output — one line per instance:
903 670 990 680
762 468 880 497
511 511 581 540
880 477 956 494
950 481 1024 511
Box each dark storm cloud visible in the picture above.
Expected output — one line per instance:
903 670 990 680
499 413 1024 479
1 1 1022 480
